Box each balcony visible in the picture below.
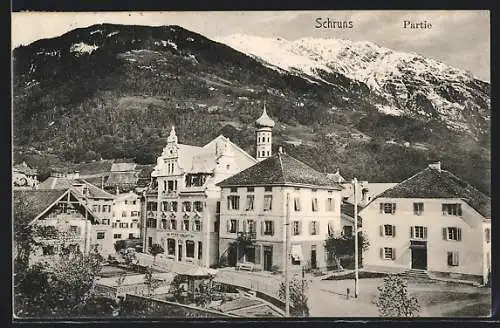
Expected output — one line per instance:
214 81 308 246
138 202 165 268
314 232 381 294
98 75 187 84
237 232 257 240
160 190 179 199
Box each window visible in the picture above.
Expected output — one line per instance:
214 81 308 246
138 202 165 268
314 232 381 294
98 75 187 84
228 219 237 233
247 220 256 233
182 201 192 212
263 220 274 236
198 241 203 260
263 195 273 211
183 220 190 231
147 202 158 211
326 198 335 212
171 201 178 212
124 200 128 205
443 227 462 241
42 245 55 256
161 201 169 211
411 226 427 239
133 200 136 205
101 219 110 225
97 232 105 240
186 240 195 258
342 226 353 237
310 221 319 235
194 220 201 232
382 247 395 260
129 233 134 239
381 224 396 237
161 219 167 229
294 197 301 211
119 222 129 228
131 211 140 217
114 234 122 239
413 202 424 215
293 221 300 235
167 239 175 255
122 211 127 217
70 225 81 235
230 187 238 193
112 222 118 228
167 180 177 192
246 195 255 211
170 219 177 230
380 203 396 214
442 203 462 216
247 187 254 192
146 218 157 228
312 198 319 212
194 201 204 212
264 186 272 192
485 228 491 243
227 195 240 210
447 251 459 266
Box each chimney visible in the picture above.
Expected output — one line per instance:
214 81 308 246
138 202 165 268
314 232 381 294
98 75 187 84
428 161 441 171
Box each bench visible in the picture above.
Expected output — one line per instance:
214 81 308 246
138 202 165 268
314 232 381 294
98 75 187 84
237 262 254 271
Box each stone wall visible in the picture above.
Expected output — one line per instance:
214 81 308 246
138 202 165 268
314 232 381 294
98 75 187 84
122 294 235 318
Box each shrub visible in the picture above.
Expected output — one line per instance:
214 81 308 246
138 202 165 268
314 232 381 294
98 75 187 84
375 274 420 317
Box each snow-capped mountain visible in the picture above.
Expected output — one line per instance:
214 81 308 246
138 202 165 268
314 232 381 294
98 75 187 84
215 34 490 136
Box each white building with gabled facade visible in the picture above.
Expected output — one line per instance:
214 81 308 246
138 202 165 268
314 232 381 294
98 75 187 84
142 125 258 268
360 161 491 285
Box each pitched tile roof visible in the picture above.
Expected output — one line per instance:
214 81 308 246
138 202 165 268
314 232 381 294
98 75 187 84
217 152 343 189
38 177 115 199
376 167 491 219
13 189 67 225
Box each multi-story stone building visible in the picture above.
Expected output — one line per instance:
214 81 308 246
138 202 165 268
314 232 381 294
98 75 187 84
111 191 142 241
37 177 116 256
217 148 343 272
361 162 491 285
14 188 108 265
142 125 258 267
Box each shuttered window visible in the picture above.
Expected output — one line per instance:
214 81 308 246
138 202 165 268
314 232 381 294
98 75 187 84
447 251 459 266
380 247 396 260
380 203 396 214
410 226 427 239
442 227 462 241
380 224 396 237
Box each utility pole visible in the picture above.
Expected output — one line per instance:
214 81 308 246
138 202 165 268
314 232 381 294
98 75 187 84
284 192 291 317
353 177 359 298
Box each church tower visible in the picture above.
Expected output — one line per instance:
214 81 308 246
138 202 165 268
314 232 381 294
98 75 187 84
255 102 275 161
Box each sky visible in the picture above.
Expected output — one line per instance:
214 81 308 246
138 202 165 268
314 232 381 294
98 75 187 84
12 10 490 81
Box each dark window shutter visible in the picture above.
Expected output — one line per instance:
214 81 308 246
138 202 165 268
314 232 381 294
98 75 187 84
442 227 448 240
380 248 384 259
423 227 428 239
458 205 462 216
392 225 396 237
298 221 302 235
236 220 239 232
392 203 396 214
226 220 231 232
380 225 384 236
456 252 460 265
261 221 264 235
242 220 247 232
410 226 414 239
271 222 274 236
447 252 453 265
457 228 462 241
392 248 396 260
379 203 383 213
